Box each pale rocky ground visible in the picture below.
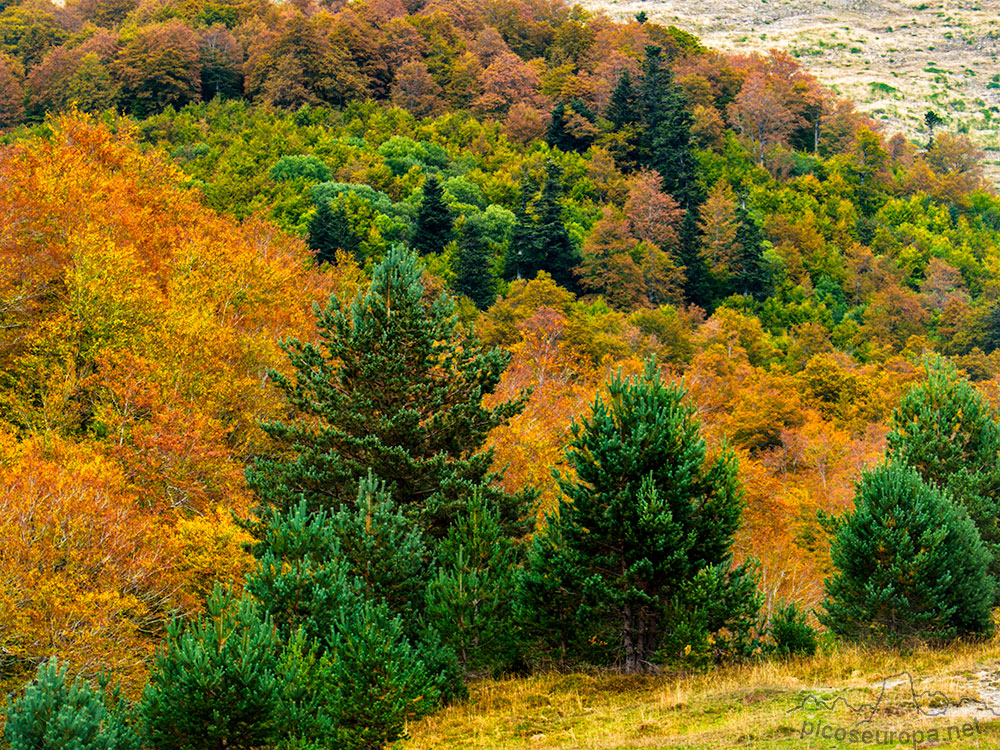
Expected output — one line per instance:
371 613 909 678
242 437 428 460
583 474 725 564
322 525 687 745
581 0 1000 181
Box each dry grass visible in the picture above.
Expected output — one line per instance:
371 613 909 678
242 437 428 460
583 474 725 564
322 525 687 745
402 639 1000 748
580 0 1000 179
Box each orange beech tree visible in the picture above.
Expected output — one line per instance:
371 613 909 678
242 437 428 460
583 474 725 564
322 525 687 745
0 113 347 693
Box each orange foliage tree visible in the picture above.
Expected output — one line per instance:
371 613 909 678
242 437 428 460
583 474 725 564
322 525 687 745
0 113 350 692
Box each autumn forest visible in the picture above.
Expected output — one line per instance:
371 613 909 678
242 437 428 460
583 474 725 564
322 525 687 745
1 0 1000 745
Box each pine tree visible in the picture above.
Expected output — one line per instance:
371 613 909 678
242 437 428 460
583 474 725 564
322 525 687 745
678 205 712 307
731 201 769 299
411 174 453 255
820 462 994 642
246 490 464 710
503 178 538 281
768 601 818 658
520 360 748 673
454 217 497 309
659 557 763 666
245 501 360 643
530 161 580 291
517 518 593 665
323 598 440 750
425 493 520 675
4 659 140 750
638 45 696 202
606 69 638 130
246 247 531 537
141 587 285 750
886 357 1000 588
328 474 431 615
308 199 360 265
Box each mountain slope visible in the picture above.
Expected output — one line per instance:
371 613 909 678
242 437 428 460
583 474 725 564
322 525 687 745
584 0 1000 178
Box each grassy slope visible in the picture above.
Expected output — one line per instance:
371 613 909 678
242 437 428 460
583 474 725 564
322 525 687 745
581 0 1000 177
404 641 1000 748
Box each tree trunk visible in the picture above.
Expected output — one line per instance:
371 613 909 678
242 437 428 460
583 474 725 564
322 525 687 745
623 604 637 674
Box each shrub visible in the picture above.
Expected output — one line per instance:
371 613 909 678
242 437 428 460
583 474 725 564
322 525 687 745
768 602 818 657
141 587 284 750
4 658 139 750
820 462 994 643
269 155 332 182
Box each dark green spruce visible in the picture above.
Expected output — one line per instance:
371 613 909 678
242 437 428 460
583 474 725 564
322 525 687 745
411 174 453 255
308 199 361 265
453 216 498 309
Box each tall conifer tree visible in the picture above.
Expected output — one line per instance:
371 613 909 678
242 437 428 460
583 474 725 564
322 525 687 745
731 201 769 299
519 360 750 673
546 99 597 153
503 178 537 281
678 206 712 307
887 357 1000 589
247 247 531 537
638 45 696 202
606 69 638 130
502 164 579 291
531 161 580 291
412 174 453 255
454 217 497 309
309 200 361 265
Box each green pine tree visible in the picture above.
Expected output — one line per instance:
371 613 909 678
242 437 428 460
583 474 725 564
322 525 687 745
308 199 360 265
271 604 439 750
412 174 453 255
638 45 696 202
516 518 592 665
328 474 431 615
245 501 360 643
520 360 748 673
141 587 285 750
767 601 818 658
246 490 465 708
425 493 520 675
4 659 140 750
606 69 638 130
731 201 769 300
658 557 763 667
246 247 532 537
324 598 440 750
820 462 994 642
886 356 1000 589
527 161 580 292
503 164 579 290
453 216 497 309
503 178 538 282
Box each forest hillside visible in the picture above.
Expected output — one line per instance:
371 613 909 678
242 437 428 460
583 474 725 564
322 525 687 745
1 0 1000 746
585 0 1000 177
